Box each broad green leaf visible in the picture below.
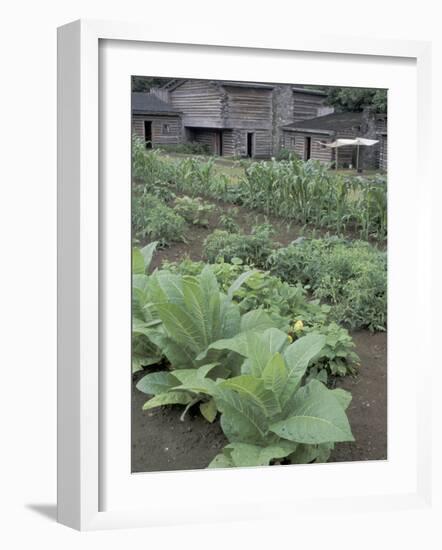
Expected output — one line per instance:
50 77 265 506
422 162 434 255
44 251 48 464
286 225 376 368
227 270 255 299
132 318 162 337
270 380 354 444
206 328 287 377
155 302 205 353
136 371 180 396
219 294 241 339
149 271 184 305
145 331 199 369
215 387 268 445
200 399 218 423
140 242 158 273
171 366 218 395
142 391 193 410
182 276 212 347
239 309 275 333
132 358 144 373
132 248 145 275
281 333 326 405
208 452 233 468
219 375 280 416
330 388 352 410
262 353 288 401
227 441 296 467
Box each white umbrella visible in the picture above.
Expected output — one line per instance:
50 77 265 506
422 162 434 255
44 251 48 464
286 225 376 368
324 137 379 170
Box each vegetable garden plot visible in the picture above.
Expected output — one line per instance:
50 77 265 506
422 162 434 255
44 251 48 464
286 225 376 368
131 143 387 472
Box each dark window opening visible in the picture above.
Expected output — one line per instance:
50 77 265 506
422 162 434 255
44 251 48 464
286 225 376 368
162 123 170 135
304 136 312 160
144 120 152 149
247 132 254 158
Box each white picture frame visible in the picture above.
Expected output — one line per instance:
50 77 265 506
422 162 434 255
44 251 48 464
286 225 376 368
57 19 433 531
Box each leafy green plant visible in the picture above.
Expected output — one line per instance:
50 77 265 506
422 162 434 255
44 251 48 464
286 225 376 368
206 330 354 467
135 265 275 372
162 258 332 333
173 196 216 227
203 224 276 266
303 322 360 380
218 208 240 233
268 237 387 331
132 192 187 246
132 242 163 372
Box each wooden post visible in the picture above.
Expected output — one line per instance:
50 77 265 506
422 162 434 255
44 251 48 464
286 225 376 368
336 146 338 170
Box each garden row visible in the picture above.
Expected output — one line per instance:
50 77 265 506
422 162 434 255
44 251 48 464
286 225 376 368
132 137 387 241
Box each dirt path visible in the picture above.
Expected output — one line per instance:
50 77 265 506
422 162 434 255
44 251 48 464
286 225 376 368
131 330 387 472
330 331 387 462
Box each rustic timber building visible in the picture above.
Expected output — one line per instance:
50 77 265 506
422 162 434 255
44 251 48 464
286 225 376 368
131 79 387 169
132 92 183 148
282 110 387 169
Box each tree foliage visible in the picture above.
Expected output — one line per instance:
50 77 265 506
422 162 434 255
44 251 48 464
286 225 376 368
324 86 387 113
131 76 171 92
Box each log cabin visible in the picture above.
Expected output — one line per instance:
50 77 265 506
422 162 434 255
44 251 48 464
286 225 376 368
281 110 387 169
132 80 329 158
131 92 183 148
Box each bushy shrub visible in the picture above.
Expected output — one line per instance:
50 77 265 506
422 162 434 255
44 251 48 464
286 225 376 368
173 196 216 227
268 237 387 331
132 192 187 247
203 224 276 266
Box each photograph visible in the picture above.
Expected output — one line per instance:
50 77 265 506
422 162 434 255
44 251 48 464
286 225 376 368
130 76 388 473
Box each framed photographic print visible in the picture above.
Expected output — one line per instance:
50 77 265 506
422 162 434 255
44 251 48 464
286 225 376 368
57 19 432 530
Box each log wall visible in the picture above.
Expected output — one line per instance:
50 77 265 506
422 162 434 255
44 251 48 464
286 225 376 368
292 92 327 123
169 80 224 127
132 114 182 147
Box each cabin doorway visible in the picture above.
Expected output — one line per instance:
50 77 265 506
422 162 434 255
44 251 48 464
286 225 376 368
214 131 223 156
144 120 152 149
304 136 312 160
246 132 254 158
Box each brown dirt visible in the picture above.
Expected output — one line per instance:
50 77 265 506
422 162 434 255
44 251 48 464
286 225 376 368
131 331 387 472
330 331 387 462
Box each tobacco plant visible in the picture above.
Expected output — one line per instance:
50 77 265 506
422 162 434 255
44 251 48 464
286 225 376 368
205 330 354 467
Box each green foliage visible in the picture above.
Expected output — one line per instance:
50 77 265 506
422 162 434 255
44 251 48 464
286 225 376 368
218 209 240 233
275 147 299 161
132 192 187 246
132 138 176 200
207 330 354 467
268 237 387 331
304 322 360 380
159 142 211 155
324 86 387 113
131 76 169 92
132 243 164 372
163 257 329 325
203 225 276 266
132 143 387 242
173 196 216 227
